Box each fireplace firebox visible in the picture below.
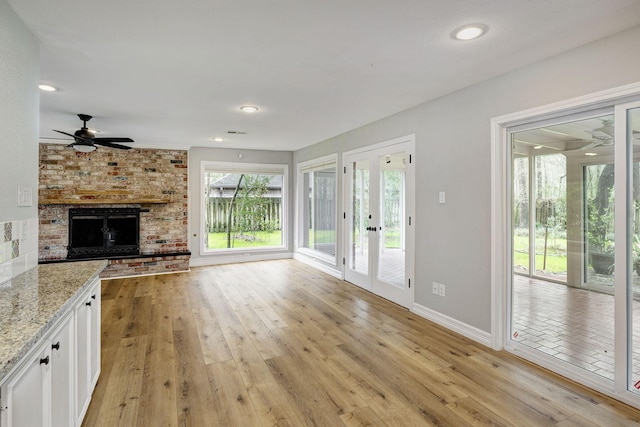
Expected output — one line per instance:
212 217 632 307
68 207 140 259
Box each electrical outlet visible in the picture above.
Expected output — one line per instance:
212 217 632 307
439 283 446 297
432 282 439 295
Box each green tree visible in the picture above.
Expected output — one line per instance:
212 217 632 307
226 174 244 248
224 175 277 248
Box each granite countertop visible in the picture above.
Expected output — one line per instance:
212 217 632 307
0 260 107 383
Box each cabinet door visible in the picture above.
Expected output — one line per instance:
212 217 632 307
51 314 74 427
89 280 101 389
0 342 50 427
75 288 91 425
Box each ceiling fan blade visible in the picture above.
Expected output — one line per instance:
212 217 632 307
93 137 134 143
40 136 73 140
565 141 601 152
93 141 133 150
52 129 94 143
52 129 80 139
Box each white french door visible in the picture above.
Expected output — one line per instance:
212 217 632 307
343 136 415 308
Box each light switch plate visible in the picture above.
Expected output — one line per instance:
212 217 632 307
439 191 446 204
17 186 33 207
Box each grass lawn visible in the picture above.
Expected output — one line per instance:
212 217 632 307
514 251 567 273
513 234 567 273
207 231 282 249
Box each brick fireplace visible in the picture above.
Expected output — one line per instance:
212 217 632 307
38 143 190 277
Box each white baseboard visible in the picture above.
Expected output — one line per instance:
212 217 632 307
293 252 342 279
189 251 293 267
412 302 492 348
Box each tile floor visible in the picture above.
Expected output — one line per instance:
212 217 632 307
352 248 405 287
513 274 640 384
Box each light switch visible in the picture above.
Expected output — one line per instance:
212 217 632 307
439 191 446 204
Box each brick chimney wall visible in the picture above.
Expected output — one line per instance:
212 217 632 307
38 143 189 275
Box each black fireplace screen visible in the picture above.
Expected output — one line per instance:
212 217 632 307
68 207 140 259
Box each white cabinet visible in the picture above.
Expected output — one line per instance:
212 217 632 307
0 313 73 427
0 340 49 427
51 313 75 427
0 277 101 427
75 278 101 425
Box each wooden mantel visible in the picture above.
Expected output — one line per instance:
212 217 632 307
39 190 169 205
39 198 169 205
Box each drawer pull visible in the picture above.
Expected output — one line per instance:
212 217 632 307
40 356 49 365
86 301 92 307
52 341 60 351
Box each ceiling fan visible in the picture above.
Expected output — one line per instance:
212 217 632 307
567 119 615 152
571 119 640 152
49 114 134 152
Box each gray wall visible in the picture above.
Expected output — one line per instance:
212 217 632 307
188 147 294 264
0 0 39 222
294 25 640 333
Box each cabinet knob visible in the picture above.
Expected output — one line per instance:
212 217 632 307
86 301 92 307
91 294 96 300
39 356 49 365
52 341 60 351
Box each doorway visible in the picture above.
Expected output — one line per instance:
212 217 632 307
343 136 415 308
492 84 640 409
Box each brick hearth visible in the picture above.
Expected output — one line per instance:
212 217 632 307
38 143 190 277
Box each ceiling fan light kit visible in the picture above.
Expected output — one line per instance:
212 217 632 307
73 143 96 153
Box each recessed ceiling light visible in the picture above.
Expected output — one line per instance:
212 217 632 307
38 84 57 92
212 137 224 142
533 145 543 150
452 24 487 41
240 105 259 113
585 152 598 156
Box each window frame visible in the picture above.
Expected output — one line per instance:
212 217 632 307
296 154 338 265
200 160 289 256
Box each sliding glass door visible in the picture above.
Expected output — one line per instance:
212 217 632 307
507 101 640 406
623 103 640 394
510 112 616 380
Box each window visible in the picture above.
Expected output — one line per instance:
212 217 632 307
202 161 288 253
297 155 337 261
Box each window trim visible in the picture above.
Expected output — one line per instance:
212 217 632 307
200 160 289 256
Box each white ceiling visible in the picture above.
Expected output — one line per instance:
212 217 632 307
8 0 640 152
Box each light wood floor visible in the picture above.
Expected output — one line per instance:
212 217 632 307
83 260 640 426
